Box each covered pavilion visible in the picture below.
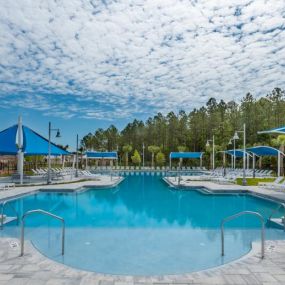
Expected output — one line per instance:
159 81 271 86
169 152 204 169
246 146 284 177
85 151 118 168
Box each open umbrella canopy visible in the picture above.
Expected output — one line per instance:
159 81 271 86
0 124 69 156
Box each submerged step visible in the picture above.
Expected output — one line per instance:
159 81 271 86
267 218 285 230
0 216 17 226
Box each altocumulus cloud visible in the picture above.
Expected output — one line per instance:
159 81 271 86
0 0 284 119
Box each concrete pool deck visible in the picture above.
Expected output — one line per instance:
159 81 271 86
164 177 285 203
0 175 124 201
1 238 285 285
1 177 285 284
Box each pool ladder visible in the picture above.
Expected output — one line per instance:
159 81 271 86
268 203 285 231
20 209 65 256
221 211 265 259
0 200 19 230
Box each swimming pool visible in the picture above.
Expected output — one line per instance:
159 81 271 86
1 174 284 275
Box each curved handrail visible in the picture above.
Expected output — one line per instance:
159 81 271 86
269 203 285 231
20 209 65 256
221 211 265 259
0 200 19 230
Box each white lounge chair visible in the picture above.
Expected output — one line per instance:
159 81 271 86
259 177 283 187
0 183 15 190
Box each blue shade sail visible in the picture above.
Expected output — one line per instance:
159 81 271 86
169 152 203 159
0 125 69 156
246 146 281 157
258 126 285 134
0 125 18 155
225 150 249 158
86 151 118 159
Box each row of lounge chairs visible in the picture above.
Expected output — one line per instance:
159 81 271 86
92 166 207 171
210 167 273 179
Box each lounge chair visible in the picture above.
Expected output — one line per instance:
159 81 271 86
0 183 15 190
259 177 283 187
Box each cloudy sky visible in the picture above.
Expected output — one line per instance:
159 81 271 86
0 0 284 148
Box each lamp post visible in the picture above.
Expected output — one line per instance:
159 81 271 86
47 122 61 184
206 135 215 171
229 132 239 170
234 123 246 186
142 143 145 168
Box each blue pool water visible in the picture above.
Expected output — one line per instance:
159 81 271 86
1 174 285 275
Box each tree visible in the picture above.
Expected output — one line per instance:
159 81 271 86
122 145 132 167
131 150 141 168
156 151 166 168
148 145 160 168
79 87 285 169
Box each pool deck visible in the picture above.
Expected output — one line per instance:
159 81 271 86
1 238 285 285
1 177 285 284
0 175 124 201
164 177 285 203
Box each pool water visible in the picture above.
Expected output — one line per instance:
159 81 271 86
1 174 285 275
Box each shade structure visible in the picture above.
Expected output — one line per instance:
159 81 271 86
0 125 69 156
258 126 285 134
246 146 282 157
86 151 118 159
169 152 204 169
169 152 203 159
246 146 284 177
225 149 251 158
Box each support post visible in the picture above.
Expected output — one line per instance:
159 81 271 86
142 143 145 168
233 139 236 170
242 123 247 186
278 151 281 177
223 151 226 176
212 135 215 170
75 134 79 177
253 154 256 178
17 116 24 185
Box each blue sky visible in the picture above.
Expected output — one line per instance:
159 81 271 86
0 0 285 150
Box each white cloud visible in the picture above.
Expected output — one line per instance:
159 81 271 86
0 0 284 120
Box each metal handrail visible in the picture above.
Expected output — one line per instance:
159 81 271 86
268 203 285 231
0 200 19 230
20 209 65 256
221 211 265 259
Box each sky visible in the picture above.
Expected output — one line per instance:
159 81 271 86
0 0 285 150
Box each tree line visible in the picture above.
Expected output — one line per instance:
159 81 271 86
80 88 285 169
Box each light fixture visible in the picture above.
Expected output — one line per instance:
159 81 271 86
233 131 239 140
206 140 210 147
56 130 61 138
228 139 232 145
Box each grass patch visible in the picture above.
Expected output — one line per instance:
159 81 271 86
236 177 275 186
